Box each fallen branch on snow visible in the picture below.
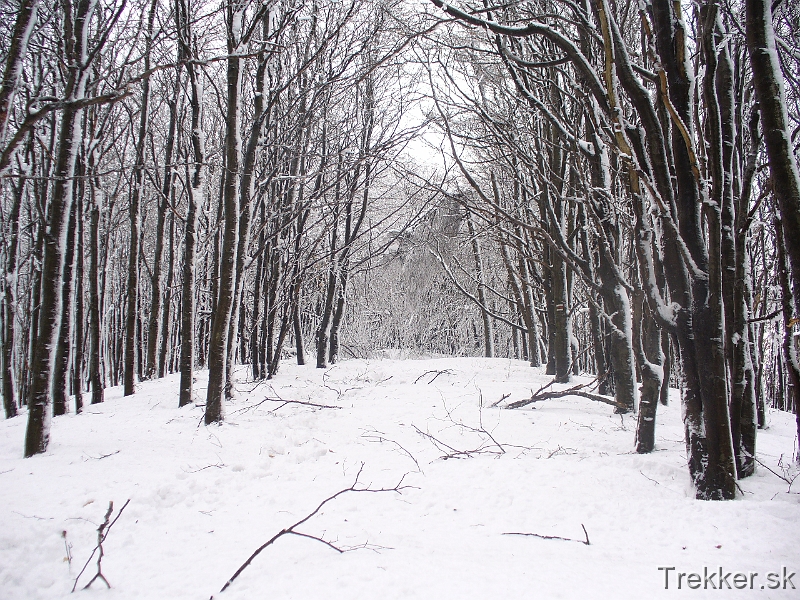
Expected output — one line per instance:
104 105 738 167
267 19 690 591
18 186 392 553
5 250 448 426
233 396 341 415
72 499 130 592
413 394 539 460
503 524 590 546
504 381 626 410
361 428 423 473
213 464 410 597
413 369 455 385
755 457 800 492
411 422 506 460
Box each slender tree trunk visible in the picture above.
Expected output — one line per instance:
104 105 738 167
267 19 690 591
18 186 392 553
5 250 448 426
0 0 38 145
88 158 103 405
776 221 800 461
74 178 84 413
467 211 493 358
145 73 180 379
250 203 265 379
124 0 157 396
634 288 665 453
205 3 243 422
747 0 800 324
178 0 206 408
2 176 23 418
24 0 94 455
53 196 78 416
158 211 174 378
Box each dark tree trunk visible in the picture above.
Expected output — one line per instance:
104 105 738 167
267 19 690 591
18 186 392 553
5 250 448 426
53 195 78 416
250 203 265 380
2 176 23 418
776 223 800 462
635 291 665 453
89 162 103 405
24 0 94 455
74 178 85 413
466 211 493 358
228 11 271 395
0 0 37 144
158 211 174 378
124 0 157 396
205 5 242 422
747 0 800 322
178 0 205 408
145 73 180 380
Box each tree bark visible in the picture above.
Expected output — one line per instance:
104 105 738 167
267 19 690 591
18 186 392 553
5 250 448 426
178 0 205 408
746 0 800 323
124 0 157 396
466 211 493 358
0 0 38 144
53 195 78 416
74 172 85 413
89 148 103 405
2 175 23 418
145 72 180 380
24 0 94 456
205 1 243 422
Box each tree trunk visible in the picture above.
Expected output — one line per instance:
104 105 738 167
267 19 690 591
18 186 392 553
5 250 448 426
2 176 23 418
145 72 180 380
24 0 94 455
634 290 665 453
466 211 493 358
74 176 85 413
158 211 174 378
776 222 800 462
746 0 800 323
178 0 205 408
0 0 37 144
89 156 103 405
53 196 78 416
124 0 157 396
205 4 243 423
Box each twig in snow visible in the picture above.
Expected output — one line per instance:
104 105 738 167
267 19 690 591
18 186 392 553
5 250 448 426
72 499 130 592
82 450 120 461
505 380 626 410
411 423 504 460
755 457 800 492
489 393 511 408
413 369 455 385
233 396 340 415
12 511 53 520
503 524 590 545
361 428 423 473
413 395 538 460
0 468 14 475
213 464 410 597
183 461 226 473
546 445 577 458
321 369 343 399
640 470 660 485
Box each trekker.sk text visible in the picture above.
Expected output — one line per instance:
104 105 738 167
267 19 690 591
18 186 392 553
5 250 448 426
658 566 796 590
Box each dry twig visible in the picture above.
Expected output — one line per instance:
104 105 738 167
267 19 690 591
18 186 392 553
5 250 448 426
505 381 626 410
72 499 130 592
213 464 409 596
504 524 590 545
413 369 455 385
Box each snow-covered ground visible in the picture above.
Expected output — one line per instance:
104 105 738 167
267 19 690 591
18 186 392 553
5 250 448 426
1 357 798 599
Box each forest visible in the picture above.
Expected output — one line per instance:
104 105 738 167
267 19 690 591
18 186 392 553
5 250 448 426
1 0 799 507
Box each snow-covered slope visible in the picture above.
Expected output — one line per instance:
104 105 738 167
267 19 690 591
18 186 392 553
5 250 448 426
1 357 798 599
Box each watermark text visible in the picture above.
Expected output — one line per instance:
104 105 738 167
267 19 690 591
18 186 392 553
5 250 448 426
658 566 795 590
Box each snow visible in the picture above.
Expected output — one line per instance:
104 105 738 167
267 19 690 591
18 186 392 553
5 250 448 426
1 357 798 599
